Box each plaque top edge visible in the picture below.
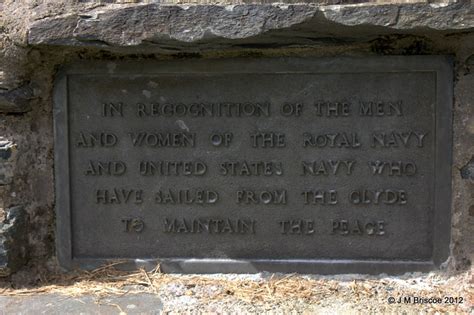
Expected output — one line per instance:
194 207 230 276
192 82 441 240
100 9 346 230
55 56 453 76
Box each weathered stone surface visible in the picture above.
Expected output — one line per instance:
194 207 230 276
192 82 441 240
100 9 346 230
0 293 163 314
0 0 472 280
321 2 473 29
0 206 27 274
0 85 34 113
460 157 474 180
27 3 474 47
451 51 474 271
0 139 13 161
0 137 15 185
0 293 163 315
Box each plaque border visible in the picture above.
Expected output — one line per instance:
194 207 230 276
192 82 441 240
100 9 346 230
54 56 453 274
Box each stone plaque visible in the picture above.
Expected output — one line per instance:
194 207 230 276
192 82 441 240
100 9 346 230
54 57 452 274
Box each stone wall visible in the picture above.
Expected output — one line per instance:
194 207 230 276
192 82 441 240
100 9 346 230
0 0 472 280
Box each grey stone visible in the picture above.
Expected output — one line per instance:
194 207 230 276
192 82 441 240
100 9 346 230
460 157 474 180
0 0 472 279
0 138 14 161
0 84 34 113
0 293 163 315
0 138 14 185
322 2 473 30
27 3 474 47
0 206 27 274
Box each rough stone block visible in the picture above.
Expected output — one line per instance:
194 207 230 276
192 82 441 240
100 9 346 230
0 85 34 113
0 138 14 185
0 206 27 275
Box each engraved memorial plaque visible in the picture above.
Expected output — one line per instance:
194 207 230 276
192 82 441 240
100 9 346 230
54 57 452 274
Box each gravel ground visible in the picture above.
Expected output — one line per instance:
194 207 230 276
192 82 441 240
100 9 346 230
0 268 471 314
156 271 473 314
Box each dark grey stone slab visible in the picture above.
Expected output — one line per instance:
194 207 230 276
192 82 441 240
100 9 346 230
54 56 452 274
0 85 34 113
0 206 27 274
0 138 14 185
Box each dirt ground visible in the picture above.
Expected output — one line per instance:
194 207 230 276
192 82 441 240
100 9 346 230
0 263 472 314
